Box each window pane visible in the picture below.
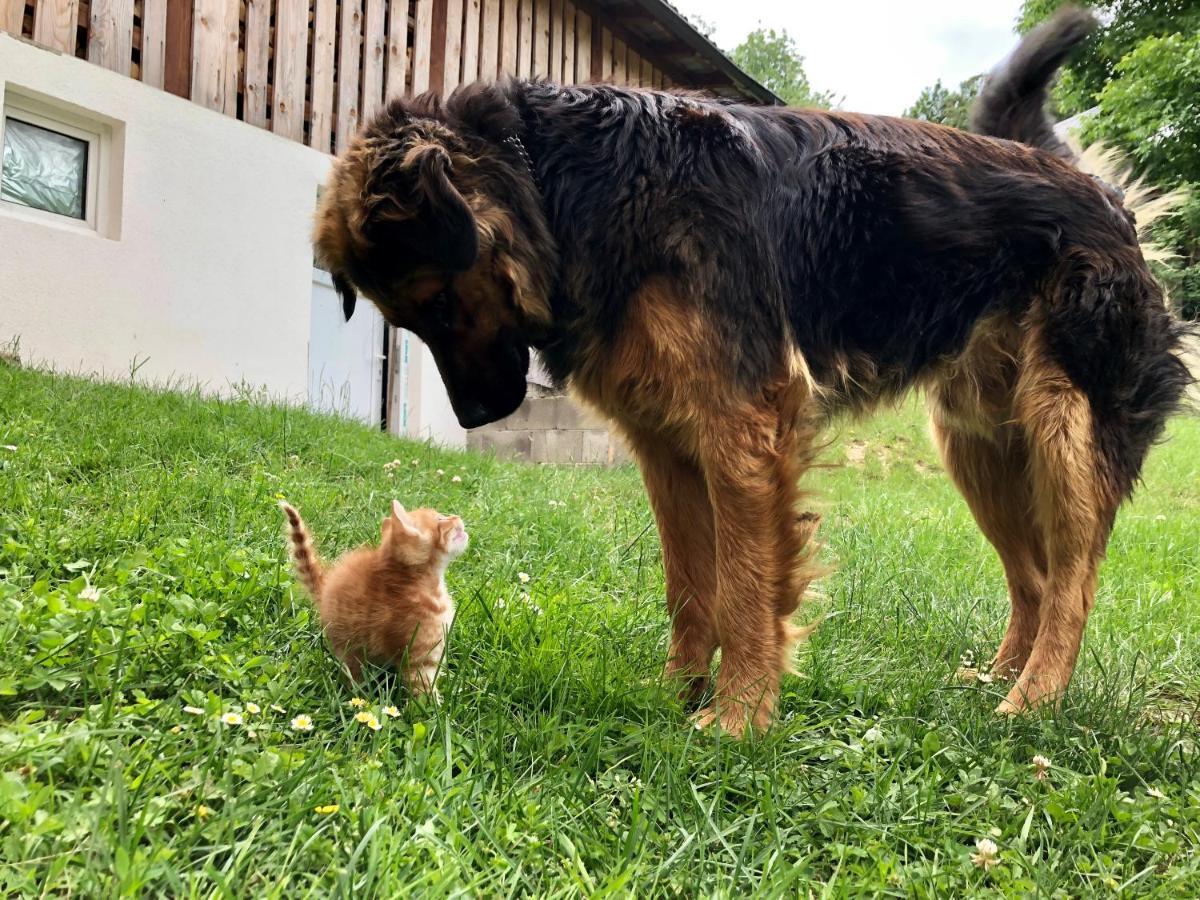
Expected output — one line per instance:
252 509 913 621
1 117 88 220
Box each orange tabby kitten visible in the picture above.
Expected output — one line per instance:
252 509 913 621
279 499 468 696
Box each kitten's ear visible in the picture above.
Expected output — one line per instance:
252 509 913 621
390 500 420 538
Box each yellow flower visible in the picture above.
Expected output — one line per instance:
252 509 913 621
169 725 184 735
382 705 401 718
314 804 340 815
348 697 368 709
196 805 213 820
183 705 205 716
354 711 382 730
245 702 261 715
291 714 314 731
971 837 1000 870
220 712 244 726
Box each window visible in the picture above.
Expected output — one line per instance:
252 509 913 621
1 117 89 220
0 90 113 234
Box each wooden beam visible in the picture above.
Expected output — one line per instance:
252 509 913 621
310 0 337 150
33 0 80 53
190 0 237 112
599 26 611 81
0 1 24 37
89 0 135 74
363 0 387 120
516 0 531 77
336 0 364 151
561 1 574 85
428 0 448 95
499 0 518 78
547 0 560 82
385 0 410 98
412 0 434 94
462 0 480 83
244 0 271 126
532 0 548 77
575 8 590 83
480 0 501 81
164 0 193 98
139 0 167 87
442 0 463 92
274 0 310 140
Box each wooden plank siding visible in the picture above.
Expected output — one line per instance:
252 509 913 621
599 25 611 81
363 0 388 120
273 0 308 142
0 0 751 165
310 0 337 151
385 0 410 98
480 0 499 80
190 0 237 111
88 0 134 74
499 0 517 77
461 0 480 83
139 0 167 87
547 0 559 82
242 0 271 127
531 0 547 77
32 0 79 53
336 0 364 152
411 0 434 93
0 1 24 37
561 1 573 84
574 8 589 82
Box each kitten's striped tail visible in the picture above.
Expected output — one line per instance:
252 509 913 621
279 501 324 598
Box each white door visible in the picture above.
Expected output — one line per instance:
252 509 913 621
308 267 385 425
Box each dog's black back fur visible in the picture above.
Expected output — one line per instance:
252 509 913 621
361 9 1190 498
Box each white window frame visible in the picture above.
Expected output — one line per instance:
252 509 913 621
0 90 110 236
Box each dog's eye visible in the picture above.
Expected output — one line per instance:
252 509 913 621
426 291 454 332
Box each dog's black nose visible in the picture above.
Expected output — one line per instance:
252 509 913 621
455 402 495 429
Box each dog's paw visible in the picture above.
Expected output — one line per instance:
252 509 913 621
690 703 761 738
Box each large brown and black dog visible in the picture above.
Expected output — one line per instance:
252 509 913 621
313 7 1193 734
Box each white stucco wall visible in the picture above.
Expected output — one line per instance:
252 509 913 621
0 33 327 400
0 34 466 446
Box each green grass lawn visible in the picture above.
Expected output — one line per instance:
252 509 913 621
2 361 1199 897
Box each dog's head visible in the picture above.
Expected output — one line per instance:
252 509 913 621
314 91 555 429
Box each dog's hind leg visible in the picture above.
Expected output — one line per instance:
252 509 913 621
999 336 1120 713
626 430 718 706
929 412 1047 680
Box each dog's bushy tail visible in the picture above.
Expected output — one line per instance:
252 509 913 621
970 4 1096 160
280 501 324 599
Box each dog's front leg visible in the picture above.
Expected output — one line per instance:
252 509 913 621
625 428 718 706
692 403 812 736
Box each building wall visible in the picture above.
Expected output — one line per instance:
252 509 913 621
0 34 325 400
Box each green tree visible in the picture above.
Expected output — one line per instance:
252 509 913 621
904 75 984 129
730 28 836 108
1021 1 1200 317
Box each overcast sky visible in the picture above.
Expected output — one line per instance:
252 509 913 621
673 0 1027 115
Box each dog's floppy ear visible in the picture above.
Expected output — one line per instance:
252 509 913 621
333 272 357 321
364 142 479 272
